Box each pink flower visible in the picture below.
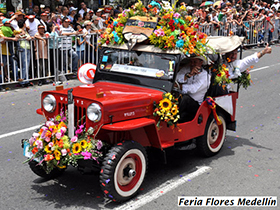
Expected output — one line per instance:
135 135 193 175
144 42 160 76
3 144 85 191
60 127 66 133
35 140 43 149
33 133 40 139
56 132 62 139
41 126 48 131
173 13 180 18
61 149 67 156
138 21 144 27
45 137 51 142
48 142 54 147
97 140 103 150
75 129 83 135
29 137 35 145
81 151 92 160
71 136 78 143
154 28 165 37
46 121 55 127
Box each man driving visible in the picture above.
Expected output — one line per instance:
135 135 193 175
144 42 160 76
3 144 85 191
176 56 211 122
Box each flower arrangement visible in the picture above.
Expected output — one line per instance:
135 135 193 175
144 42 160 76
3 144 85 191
25 111 104 173
99 0 209 56
153 93 180 127
233 67 252 89
212 64 232 90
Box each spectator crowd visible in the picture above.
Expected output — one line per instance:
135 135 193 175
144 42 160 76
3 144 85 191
0 0 280 90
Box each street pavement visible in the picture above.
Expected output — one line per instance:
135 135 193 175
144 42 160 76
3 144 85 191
0 45 280 210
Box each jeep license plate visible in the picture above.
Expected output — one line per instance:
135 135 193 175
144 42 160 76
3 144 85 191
23 141 33 158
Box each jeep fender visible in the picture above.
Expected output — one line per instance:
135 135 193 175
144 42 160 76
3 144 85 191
101 118 162 149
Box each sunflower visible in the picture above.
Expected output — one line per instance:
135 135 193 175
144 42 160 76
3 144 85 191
171 105 178 115
80 140 88 149
45 145 52 154
72 143 82 154
54 150 61 161
159 98 172 112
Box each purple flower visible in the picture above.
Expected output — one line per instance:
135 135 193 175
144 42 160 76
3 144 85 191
41 130 47 139
81 151 92 160
75 129 83 135
96 140 103 150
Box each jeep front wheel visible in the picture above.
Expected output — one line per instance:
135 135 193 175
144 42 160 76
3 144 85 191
100 141 147 202
197 114 226 157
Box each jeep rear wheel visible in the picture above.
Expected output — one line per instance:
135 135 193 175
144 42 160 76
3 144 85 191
197 114 226 157
100 141 147 202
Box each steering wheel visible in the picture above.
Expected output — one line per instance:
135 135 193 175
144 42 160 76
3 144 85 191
172 81 183 96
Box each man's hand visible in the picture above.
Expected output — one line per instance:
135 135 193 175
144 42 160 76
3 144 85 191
263 43 272 54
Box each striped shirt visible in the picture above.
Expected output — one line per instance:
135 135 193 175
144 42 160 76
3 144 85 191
59 26 75 50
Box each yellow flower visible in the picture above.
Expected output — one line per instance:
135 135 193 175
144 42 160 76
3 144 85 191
171 105 178 115
72 143 82 154
80 140 88 149
45 145 52 154
54 150 61 161
159 98 172 112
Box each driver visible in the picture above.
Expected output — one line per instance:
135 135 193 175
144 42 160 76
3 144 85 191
176 55 211 122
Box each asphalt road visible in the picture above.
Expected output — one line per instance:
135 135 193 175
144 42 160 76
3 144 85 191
0 46 280 210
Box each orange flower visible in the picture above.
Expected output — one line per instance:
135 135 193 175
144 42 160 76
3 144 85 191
45 130 52 138
44 154 54 161
58 121 67 129
57 139 64 148
32 147 38 154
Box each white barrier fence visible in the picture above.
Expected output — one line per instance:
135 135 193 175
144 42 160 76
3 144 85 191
0 33 99 86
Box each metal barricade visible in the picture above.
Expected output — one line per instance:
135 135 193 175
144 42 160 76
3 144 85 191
0 33 100 87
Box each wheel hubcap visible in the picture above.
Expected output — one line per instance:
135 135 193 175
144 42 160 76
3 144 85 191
209 123 219 145
117 157 136 186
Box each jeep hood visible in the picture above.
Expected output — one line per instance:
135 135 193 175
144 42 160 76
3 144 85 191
47 81 164 122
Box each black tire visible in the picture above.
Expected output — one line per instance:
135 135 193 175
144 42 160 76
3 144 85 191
29 160 65 179
100 141 148 202
197 114 226 157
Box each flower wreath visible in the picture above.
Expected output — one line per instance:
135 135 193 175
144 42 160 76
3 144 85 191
99 0 209 56
24 111 104 174
153 92 180 127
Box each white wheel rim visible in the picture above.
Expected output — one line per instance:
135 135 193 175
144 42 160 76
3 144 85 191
207 116 226 153
114 149 146 197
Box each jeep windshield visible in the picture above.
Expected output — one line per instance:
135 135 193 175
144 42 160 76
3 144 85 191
94 47 181 92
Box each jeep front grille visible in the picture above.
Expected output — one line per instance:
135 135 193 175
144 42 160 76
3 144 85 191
57 102 87 127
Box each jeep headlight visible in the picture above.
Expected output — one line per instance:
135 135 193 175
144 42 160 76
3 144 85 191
87 103 102 122
43 94 56 112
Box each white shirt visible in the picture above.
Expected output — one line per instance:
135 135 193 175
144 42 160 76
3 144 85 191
10 19 19 31
226 52 259 79
25 18 41 37
176 66 211 104
79 8 90 17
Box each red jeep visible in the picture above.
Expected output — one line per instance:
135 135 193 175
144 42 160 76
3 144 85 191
23 37 240 202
